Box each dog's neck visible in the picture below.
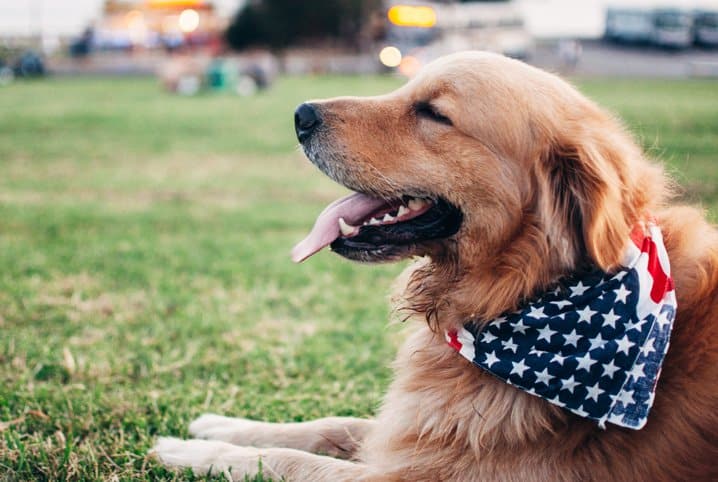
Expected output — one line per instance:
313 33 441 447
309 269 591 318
444 222 677 430
403 216 586 332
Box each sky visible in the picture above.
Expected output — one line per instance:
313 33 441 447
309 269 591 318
1 0 717 38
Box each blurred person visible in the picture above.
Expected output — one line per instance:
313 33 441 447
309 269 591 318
558 38 582 71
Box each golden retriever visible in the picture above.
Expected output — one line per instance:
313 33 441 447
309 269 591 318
153 52 718 481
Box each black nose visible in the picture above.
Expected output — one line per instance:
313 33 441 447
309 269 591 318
294 103 321 143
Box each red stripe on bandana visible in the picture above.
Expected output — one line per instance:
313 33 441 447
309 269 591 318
630 222 674 304
640 234 674 304
447 329 462 352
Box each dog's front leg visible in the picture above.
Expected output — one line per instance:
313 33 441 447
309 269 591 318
188 414 375 459
152 437 383 481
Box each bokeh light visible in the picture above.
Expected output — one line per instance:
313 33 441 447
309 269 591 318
379 46 402 67
126 10 144 29
178 9 200 33
398 55 421 77
126 10 147 43
387 5 437 28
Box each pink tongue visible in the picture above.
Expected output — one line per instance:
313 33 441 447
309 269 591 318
291 192 389 263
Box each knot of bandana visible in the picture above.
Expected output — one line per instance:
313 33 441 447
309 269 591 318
446 222 676 430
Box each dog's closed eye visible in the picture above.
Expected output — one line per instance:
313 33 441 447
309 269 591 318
414 102 453 126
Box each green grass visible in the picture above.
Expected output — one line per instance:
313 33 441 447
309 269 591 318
0 75 716 480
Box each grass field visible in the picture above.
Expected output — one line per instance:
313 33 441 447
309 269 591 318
0 74 716 480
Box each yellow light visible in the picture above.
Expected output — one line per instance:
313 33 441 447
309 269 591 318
379 46 402 67
178 9 200 33
388 5 436 28
147 0 205 8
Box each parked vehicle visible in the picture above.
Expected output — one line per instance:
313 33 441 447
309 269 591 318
694 9 718 47
605 7 693 49
605 8 654 43
653 9 693 49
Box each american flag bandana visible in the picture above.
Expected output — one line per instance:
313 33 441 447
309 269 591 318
446 222 676 429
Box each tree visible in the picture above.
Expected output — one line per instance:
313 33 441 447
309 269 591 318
225 0 383 51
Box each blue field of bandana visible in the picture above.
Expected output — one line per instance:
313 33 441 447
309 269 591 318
456 265 675 429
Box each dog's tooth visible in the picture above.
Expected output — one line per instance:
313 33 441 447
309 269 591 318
397 206 410 218
383 213 395 223
338 218 356 236
408 198 426 211
369 217 381 225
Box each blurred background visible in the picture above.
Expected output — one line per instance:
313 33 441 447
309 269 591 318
1 1 717 480
1 0 718 83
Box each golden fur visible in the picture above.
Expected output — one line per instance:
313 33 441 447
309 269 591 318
154 52 718 481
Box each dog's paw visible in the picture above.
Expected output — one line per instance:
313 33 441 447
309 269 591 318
151 436 263 480
189 413 260 443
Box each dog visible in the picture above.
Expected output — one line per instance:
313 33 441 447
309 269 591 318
153 52 718 481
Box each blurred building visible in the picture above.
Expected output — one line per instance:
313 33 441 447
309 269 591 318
88 0 226 51
0 0 243 54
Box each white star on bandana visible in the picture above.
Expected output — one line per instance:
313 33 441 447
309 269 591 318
445 223 677 430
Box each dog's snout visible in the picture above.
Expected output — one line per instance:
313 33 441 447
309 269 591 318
294 103 321 143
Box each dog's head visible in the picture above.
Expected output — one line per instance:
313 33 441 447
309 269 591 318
293 52 666 325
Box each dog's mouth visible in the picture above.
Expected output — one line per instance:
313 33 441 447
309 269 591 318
292 192 462 263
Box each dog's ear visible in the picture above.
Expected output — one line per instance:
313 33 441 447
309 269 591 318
545 132 637 271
